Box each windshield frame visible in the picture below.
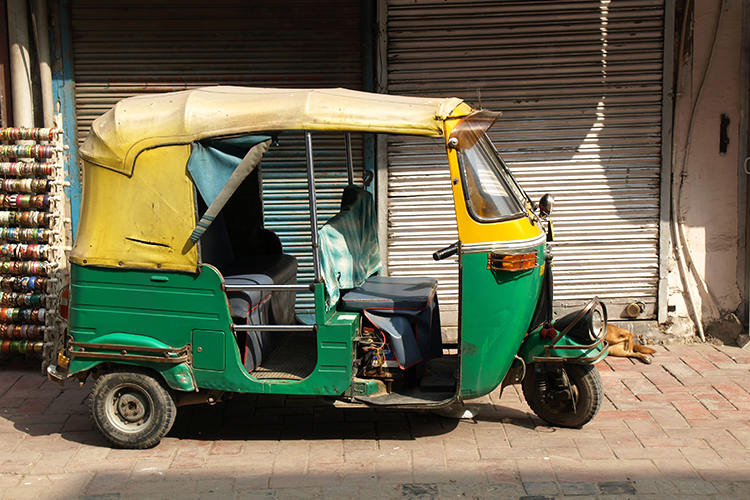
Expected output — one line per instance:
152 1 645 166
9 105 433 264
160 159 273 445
450 112 529 224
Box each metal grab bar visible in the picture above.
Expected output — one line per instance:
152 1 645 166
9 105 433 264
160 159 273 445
232 324 316 333
305 132 322 283
223 284 315 293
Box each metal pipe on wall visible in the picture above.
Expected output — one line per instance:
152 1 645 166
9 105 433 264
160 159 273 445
32 0 53 128
6 0 33 127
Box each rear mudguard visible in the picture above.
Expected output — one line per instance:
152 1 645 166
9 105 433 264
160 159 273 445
518 325 608 365
67 333 197 392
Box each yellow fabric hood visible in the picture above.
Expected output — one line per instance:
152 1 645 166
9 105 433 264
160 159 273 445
80 86 465 176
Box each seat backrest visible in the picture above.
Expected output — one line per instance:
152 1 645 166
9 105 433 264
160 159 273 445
200 211 235 268
318 185 382 308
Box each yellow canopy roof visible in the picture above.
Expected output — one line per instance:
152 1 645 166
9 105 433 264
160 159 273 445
80 86 466 176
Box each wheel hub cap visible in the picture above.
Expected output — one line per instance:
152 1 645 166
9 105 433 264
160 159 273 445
117 393 147 422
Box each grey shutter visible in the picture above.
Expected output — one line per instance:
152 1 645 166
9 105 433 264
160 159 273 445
71 0 366 311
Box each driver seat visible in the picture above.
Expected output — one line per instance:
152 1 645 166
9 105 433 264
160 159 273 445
318 186 442 374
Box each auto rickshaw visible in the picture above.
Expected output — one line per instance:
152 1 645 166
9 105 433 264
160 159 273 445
47 87 607 448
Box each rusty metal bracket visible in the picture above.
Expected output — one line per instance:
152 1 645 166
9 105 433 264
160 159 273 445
68 342 191 364
533 297 609 364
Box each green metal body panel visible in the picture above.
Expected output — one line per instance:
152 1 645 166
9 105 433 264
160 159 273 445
67 332 196 391
458 245 544 400
68 264 357 395
518 324 607 363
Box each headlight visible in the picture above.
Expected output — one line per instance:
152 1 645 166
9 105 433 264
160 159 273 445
553 298 608 344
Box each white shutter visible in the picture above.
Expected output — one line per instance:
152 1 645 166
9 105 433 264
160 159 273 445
386 0 666 320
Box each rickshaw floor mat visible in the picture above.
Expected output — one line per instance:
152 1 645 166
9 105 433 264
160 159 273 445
251 330 317 380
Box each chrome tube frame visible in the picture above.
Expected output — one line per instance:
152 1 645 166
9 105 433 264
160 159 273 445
223 284 315 293
305 132 321 283
345 132 354 185
232 324 316 332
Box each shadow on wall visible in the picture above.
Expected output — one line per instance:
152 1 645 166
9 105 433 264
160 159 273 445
387 0 665 319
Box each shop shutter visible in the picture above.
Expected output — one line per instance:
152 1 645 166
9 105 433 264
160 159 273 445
386 0 666 320
70 0 365 311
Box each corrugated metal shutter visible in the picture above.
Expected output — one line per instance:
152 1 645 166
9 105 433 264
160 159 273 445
70 0 366 311
386 0 665 320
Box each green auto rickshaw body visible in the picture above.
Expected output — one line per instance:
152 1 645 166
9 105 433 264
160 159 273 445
68 264 358 395
58 87 606 435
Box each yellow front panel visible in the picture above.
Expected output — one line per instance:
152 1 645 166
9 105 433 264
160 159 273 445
71 146 199 272
443 114 544 245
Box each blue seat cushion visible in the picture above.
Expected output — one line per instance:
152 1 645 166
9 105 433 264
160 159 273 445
340 276 437 311
222 253 298 372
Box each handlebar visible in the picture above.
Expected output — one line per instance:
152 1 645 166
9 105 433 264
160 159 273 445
433 241 460 261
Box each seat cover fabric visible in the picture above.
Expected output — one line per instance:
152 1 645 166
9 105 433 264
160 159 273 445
320 186 442 376
318 186 382 309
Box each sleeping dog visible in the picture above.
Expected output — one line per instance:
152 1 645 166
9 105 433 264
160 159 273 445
606 324 656 364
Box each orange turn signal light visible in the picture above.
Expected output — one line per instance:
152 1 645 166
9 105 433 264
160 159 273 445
488 252 538 272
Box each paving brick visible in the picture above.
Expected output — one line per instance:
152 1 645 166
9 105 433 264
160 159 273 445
680 355 719 373
85 471 129 495
648 408 690 429
639 436 708 448
522 481 558 496
696 461 750 482
583 458 662 482
686 418 750 430
713 383 750 405
651 457 701 480
715 346 750 363
625 417 667 439
38 472 93 500
600 427 643 450
622 377 661 396
705 436 750 460
643 370 684 388
672 400 716 420
661 362 702 383
681 447 726 470
573 437 615 460
637 392 696 403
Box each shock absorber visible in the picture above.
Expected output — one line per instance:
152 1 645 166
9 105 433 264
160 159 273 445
535 364 548 401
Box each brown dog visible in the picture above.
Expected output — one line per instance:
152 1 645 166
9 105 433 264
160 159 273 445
605 324 656 364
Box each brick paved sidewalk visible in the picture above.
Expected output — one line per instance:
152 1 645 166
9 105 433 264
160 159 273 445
1 344 750 499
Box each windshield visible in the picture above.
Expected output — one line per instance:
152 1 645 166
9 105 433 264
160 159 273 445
452 113 527 222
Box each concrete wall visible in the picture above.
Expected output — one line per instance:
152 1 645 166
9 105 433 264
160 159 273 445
667 0 745 341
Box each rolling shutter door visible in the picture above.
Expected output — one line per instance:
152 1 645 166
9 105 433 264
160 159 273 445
386 0 666 320
70 0 365 310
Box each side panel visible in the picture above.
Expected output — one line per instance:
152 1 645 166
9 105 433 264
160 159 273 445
458 246 544 399
68 263 228 353
69 264 356 395
192 330 226 371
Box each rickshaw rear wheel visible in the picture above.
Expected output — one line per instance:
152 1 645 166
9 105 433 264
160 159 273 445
89 367 177 449
522 363 603 428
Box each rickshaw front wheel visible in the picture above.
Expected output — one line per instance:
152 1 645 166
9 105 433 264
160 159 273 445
89 368 177 449
522 363 603 428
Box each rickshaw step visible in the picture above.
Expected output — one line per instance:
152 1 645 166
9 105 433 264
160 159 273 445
354 388 454 406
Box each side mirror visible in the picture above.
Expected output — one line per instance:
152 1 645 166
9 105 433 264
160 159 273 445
539 193 554 216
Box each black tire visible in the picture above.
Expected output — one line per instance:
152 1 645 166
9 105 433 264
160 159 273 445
89 368 177 449
522 363 603 428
